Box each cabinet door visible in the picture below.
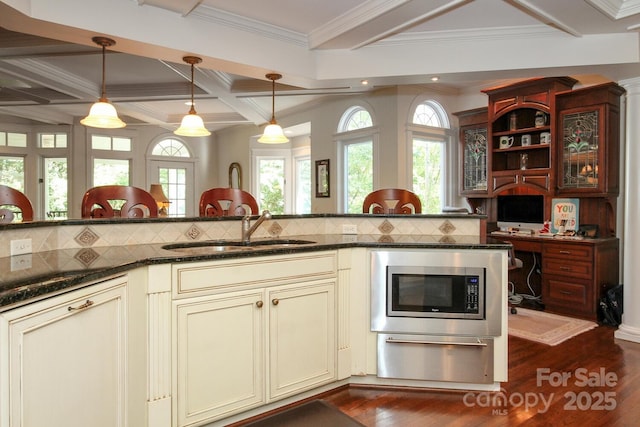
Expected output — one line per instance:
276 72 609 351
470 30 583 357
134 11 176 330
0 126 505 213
558 107 604 193
267 280 336 401
174 291 264 427
555 82 623 197
2 278 127 427
461 126 489 194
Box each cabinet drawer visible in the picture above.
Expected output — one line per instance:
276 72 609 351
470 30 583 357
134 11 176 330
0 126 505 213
173 251 337 296
543 244 592 260
543 259 592 279
492 174 518 191
546 276 590 306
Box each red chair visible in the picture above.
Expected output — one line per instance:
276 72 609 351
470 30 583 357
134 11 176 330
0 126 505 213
199 188 259 217
81 185 158 218
362 188 422 214
0 185 34 222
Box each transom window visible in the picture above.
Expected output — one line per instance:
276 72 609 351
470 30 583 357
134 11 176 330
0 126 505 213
0 132 27 148
151 138 190 157
39 133 68 148
341 106 373 131
413 101 450 128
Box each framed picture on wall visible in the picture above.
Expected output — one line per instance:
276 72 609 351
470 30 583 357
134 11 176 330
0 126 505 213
315 159 330 197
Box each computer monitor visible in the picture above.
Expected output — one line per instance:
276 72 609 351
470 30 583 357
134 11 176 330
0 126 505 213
496 195 545 231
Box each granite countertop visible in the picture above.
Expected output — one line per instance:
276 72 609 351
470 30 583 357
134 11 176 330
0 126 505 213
0 234 510 311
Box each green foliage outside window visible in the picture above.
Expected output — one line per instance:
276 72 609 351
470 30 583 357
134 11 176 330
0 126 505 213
345 141 373 213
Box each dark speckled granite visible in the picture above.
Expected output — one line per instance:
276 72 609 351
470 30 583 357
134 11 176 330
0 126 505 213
0 234 509 311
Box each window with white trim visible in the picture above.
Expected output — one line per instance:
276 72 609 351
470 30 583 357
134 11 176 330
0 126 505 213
338 106 375 213
410 100 453 213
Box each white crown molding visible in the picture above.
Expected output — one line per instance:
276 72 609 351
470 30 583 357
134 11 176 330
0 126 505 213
0 105 74 124
376 25 561 46
512 0 582 36
190 5 308 48
1 58 94 99
587 0 640 19
309 0 410 49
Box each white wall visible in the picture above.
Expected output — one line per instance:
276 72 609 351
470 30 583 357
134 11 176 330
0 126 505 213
214 85 485 213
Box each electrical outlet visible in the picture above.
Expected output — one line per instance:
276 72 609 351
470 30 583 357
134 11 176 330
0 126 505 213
11 254 32 271
342 224 358 234
10 238 32 256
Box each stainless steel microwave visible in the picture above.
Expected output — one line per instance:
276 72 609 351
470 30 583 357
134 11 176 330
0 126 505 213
388 265 485 320
370 250 503 337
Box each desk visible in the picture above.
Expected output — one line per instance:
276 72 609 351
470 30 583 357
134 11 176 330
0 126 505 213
493 233 619 320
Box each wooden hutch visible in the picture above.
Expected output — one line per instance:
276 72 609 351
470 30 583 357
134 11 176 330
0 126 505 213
455 78 624 320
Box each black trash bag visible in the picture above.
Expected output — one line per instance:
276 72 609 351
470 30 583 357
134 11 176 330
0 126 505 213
599 284 623 327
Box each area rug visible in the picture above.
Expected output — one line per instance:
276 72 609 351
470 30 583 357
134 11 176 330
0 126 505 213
242 400 365 427
508 308 598 346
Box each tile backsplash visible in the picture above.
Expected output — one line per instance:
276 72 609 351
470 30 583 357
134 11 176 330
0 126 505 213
0 216 480 257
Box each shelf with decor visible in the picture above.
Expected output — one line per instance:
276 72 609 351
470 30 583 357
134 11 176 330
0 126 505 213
483 77 576 194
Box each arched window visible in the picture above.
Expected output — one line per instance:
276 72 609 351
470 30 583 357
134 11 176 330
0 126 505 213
413 101 450 128
151 138 190 157
148 137 194 217
339 106 373 132
409 100 454 213
337 106 376 213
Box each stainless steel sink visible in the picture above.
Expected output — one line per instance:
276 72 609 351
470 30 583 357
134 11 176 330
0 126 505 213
162 239 316 254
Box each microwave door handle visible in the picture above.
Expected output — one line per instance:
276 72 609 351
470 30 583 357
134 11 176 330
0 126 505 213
385 337 488 347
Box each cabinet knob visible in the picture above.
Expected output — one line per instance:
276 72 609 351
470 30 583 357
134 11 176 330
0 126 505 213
68 299 94 311
272 298 279 306
256 300 263 308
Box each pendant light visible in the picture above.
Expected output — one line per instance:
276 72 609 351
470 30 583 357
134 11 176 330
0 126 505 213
258 73 289 144
80 36 126 129
174 56 211 137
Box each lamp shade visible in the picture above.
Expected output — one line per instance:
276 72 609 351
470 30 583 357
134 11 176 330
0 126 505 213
81 37 126 129
81 100 126 129
259 73 289 144
149 184 169 203
174 112 211 137
174 56 210 137
258 123 289 143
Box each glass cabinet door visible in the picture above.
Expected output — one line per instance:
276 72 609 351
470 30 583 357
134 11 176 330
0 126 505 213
462 127 488 193
559 109 600 190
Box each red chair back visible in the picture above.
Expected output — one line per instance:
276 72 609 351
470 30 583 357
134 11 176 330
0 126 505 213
0 185 34 222
362 188 422 214
81 185 158 218
199 188 259 217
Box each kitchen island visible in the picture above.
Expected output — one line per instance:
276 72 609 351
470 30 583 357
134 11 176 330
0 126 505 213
0 214 509 427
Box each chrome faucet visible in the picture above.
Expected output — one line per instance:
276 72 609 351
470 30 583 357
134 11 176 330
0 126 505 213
241 210 271 243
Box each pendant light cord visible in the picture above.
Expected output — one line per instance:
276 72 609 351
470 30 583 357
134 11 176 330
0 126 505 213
189 62 196 114
100 43 106 100
270 77 276 123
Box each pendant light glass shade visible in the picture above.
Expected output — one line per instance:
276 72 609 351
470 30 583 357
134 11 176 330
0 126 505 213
174 56 211 137
81 37 126 129
258 73 289 144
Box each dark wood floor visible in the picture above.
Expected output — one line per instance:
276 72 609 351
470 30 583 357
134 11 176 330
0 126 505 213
322 325 640 426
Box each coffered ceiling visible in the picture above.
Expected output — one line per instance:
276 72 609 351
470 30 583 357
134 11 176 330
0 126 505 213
1 0 640 134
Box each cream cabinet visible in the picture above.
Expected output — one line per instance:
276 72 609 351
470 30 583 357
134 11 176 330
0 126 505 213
172 251 338 427
174 290 265 427
266 281 335 400
0 276 128 427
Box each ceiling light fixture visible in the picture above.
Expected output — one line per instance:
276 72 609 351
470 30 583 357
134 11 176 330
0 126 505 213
174 56 211 137
81 36 126 129
258 73 289 144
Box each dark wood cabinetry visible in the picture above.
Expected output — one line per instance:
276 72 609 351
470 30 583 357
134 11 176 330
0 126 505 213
454 108 488 197
482 77 577 195
461 78 625 320
556 83 624 197
500 235 619 321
